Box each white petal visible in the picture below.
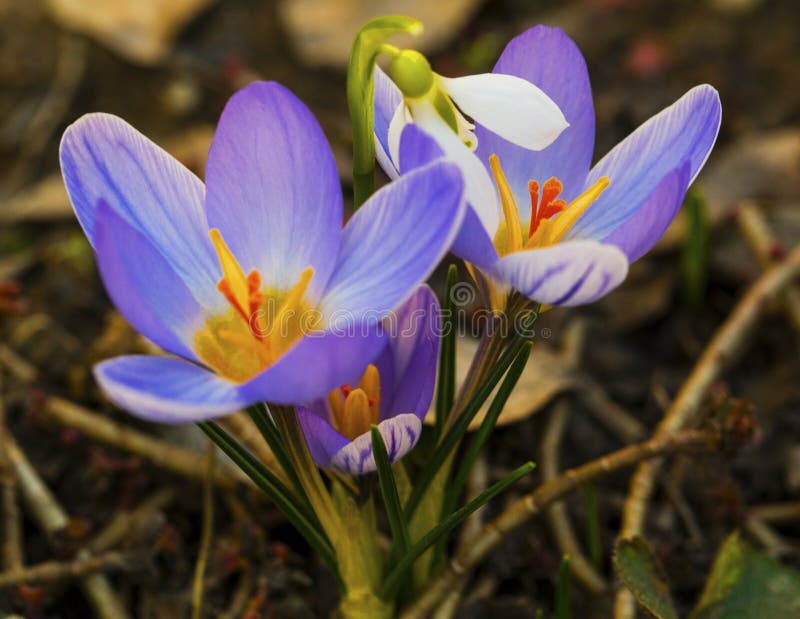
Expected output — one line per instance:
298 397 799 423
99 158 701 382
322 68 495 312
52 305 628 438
408 99 501 238
387 102 409 169
441 74 568 151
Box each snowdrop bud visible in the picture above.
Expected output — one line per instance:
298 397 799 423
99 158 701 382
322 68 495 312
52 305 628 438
389 49 434 99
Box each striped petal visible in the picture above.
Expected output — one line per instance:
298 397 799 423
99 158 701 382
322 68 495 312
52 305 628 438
329 413 423 474
59 113 221 309
474 26 596 207
94 201 204 361
492 240 628 306
95 355 246 423
569 85 721 241
320 160 465 325
204 81 342 300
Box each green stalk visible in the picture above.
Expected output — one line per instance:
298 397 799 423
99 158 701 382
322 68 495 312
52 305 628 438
347 15 422 208
371 427 412 556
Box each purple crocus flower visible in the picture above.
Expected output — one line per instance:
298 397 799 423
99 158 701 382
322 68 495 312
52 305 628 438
297 285 438 475
59 81 465 423
375 26 722 307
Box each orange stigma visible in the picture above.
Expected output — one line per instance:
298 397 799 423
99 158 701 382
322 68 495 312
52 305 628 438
529 178 568 237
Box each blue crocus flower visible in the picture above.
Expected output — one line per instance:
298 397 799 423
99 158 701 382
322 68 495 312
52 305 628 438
375 26 722 308
298 285 439 475
60 81 465 423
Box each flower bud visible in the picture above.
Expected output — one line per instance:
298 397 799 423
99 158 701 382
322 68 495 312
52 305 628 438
389 49 434 99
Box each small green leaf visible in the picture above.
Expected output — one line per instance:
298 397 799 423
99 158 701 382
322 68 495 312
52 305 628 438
556 555 572 619
434 264 459 441
380 461 535 600
583 483 603 571
614 536 678 619
443 339 532 515
347 15 422 208
197 421 339 580
690 531 800 619
681 186 709 312
371 426 412 555
403 311 538 521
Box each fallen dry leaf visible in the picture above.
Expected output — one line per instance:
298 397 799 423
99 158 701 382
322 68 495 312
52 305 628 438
0 125 214 224
277 0 485 67
44 0 217 65
425 334 576 431
659 128 800 249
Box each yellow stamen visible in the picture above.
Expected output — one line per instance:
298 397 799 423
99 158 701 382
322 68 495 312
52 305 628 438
327 364 382 440
489 154 523 254
526 177 609 248
268 267 315 357
335 388 373 440
209 228 250 317
357 364 381 423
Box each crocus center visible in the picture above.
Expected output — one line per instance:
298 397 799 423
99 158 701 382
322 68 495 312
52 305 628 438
194 229 318 383
328 364 382 440
488 154 610 256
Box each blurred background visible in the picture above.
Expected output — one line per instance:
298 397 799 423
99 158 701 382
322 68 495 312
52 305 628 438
0 0 799 617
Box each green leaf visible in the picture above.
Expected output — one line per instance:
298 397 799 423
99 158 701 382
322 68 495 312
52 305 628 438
197 421 339 579
371 426 412 555
614 536 678 619
380 461 535 600
434 264 459 441
681 186 709 312
246 403 312 512
583 483 603 571
403 320 536 521
556 555 572 619
347 15 422 208
690 532 800 619
443 339 532 516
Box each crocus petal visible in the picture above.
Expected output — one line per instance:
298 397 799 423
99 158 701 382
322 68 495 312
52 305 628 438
297 406 349 467
94 201 204 361
329 413 423 474
239 325 387 404
59 113 221 309
384 285 439 420
569 85 722 241
95 356 246 423
440 73 567 150
397 124 499 268
474 25 596 207
204 81 342 299
374 66 403 178
320 160 465 325
492 240 629 306
603 163 691 262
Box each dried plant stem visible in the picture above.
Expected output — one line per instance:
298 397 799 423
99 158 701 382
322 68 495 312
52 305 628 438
0 372 23 571
4 436 131 619
0 344 37 384
614 243 800 619
88 488 175 554
192 442 216 619
401 429 712 619
541 400 607 595
748 500 800 523
736 201 800 329
0 551 134 589
40 397 246 490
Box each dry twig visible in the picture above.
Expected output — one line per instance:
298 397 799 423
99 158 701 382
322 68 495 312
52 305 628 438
614 243 800 619
3 436 131 619
541 400 607 595
0 371 24 570
40 397 248 490
0 551 136 589
401 429 714 618
736 201 800 329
